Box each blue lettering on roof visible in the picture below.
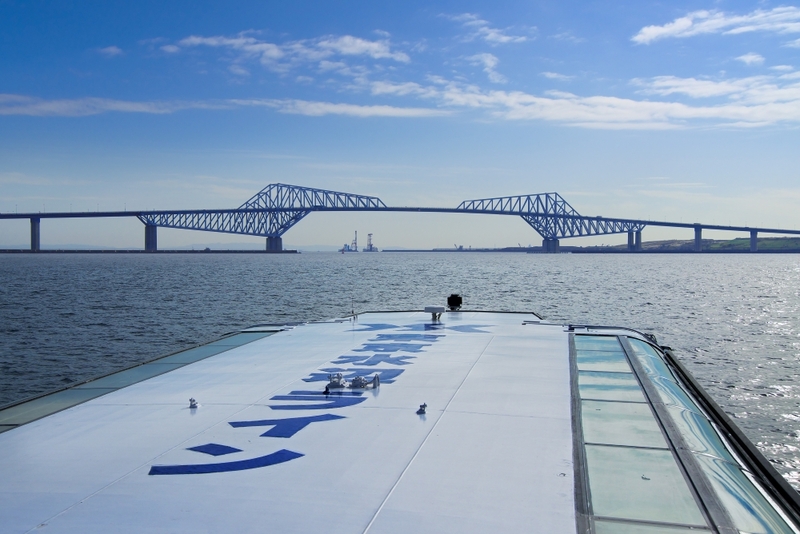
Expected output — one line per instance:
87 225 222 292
269 394 367 410
187 443 242 456
230 414 345 437
149 449 303 475
352 342 431 353
351 323 399 331
332 354 416 366
149 321 483 476
369 334 444 342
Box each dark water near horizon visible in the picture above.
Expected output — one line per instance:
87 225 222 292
2 252 800 489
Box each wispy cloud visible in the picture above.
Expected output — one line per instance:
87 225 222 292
0 94 216 116
0 93 449 119
316 35 409 62
737 52 765 65
171 32 408 75
7 64 800 128
448 13 529 45
550 31 584 44
542 72 574 81
634 73 800 105
98 46 123 57
468 53 506 83
633 7 800 44
229 99 450 118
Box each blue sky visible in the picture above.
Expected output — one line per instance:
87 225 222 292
2 0 800 249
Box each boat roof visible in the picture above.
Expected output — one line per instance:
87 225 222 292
1 310 799 533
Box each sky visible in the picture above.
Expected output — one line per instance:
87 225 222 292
1 0 800 250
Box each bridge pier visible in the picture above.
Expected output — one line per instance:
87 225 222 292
635 231 642 251
694 226 702 252
30 217 40 252
266 236 283 251
627 231 635 251
542 238 560 253
144 225 158 252
750 230 758 252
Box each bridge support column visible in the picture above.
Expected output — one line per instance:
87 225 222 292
30 217 40 252
542 238 559 253
635 231 642 251
750 230 758 252
694 226 702 252
627 231 635 252
266 236 283 251
144 225 158 252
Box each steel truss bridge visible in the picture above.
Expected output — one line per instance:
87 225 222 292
3 183 800 252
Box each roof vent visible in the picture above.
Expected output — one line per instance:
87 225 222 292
424 306 445 321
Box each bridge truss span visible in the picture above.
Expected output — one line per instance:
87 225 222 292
240 183 387 211
457 192 645 240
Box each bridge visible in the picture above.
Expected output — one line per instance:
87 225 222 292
3 183 800 252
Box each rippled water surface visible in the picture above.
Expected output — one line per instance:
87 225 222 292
2 253 799 487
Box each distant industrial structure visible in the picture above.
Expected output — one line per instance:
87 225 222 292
363 233 378 252
340 231 358 253
3 183 800 253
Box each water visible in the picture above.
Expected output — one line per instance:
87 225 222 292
2 252 800 488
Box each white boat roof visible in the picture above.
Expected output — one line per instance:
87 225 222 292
1 310 799 533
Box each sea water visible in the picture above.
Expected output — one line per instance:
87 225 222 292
1 252 799 487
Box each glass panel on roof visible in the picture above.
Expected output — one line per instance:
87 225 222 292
75 363 183 389
582 400 667 449
694 454 793 534
649 376 703 415
155 344 235 364
664 406 736 463
0 388 116 425
577 350 631 373
594 519 709 533
627 338 678 381
575 335 623 352
579 371 646 402
585 444 707 527
206 332 273 347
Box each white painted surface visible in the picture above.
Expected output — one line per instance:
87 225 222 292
0 312 575 533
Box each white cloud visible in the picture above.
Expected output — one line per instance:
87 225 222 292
160 44 180 54
0 94 217 117
786 38 800 48
172 32 409 75
98 46 123 57
449 13 529 45
737 52 765 65
634 76 761 98
771 65 794 72
317 35 409 62
634 74 800 106
229 98 450 118
542 72 574 81
633 7 800 44
468 53 506 83
370 81 439 99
